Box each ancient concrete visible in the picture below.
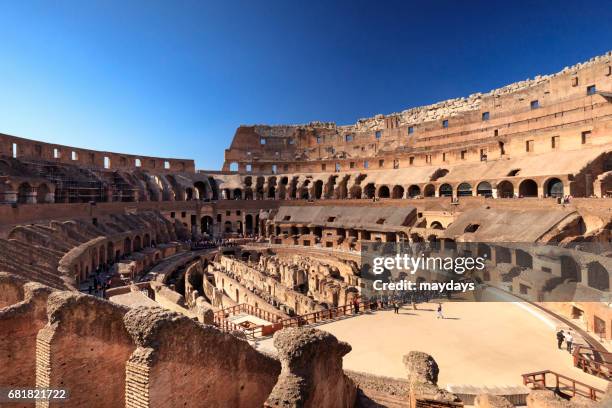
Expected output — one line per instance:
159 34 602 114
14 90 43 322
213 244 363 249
264 327 356 408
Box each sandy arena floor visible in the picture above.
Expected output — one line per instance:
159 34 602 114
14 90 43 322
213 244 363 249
255 300 609 390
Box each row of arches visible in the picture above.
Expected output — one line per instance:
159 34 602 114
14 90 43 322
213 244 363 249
219 176 565 201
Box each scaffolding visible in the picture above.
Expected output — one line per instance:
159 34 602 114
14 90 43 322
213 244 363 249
20 159 107 203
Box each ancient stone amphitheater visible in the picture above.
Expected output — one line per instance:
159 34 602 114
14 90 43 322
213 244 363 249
1 52 612 407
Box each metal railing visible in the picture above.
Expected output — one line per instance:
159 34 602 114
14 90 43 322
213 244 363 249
213 303 284 325
521 370 605 401
215 300 372 338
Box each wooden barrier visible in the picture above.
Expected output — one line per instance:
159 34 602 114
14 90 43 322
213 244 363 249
522 370 605 401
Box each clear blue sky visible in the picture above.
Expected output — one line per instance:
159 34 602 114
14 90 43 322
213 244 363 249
0 1 610 170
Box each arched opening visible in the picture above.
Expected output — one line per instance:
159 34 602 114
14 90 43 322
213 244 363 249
17 182 32 204
229 162 238 172
515 249 532 268
476 181 493 197
439 184 453 197
37 183 50 203
561 256 581 281
497 180 514 198
201 216 213 235
430 221 443 230
244 187 253 200
133 236 142 251
185 187 194 200
464 223 479 233
267 186 276 199
233 188 242 200
224 221 233 233
423 184 435 197
143 234 151 247
545 178 564 198
587 262 609 291
364 183 376 199
519 179 538 197
123 237 132 255
378 185 390 198
457 182 473 197
223 188 231 200
107 242 115 263
245 214 253 234
408 185 421 198
349 185 362 199
313 180 323 199
194 181 208 200
392 185 404 199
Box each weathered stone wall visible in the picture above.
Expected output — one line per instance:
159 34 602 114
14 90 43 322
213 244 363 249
124 307 281 408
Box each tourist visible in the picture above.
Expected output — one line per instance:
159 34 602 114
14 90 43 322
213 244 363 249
436 303 444 319
353 298 360 314
393 300 399 314
556 329 564 349
565 331 574 353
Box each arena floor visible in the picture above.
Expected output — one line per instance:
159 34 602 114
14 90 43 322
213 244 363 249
254 300 609 390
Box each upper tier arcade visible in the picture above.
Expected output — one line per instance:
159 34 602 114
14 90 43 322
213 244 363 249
223 51 612 174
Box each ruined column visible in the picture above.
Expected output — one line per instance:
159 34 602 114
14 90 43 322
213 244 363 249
403 351 458 405
265 327 357 408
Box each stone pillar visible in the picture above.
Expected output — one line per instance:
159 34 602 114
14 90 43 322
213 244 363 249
265 327 356 408
403 351 458 405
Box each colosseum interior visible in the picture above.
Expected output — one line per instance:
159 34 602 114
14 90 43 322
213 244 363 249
1 52 612 408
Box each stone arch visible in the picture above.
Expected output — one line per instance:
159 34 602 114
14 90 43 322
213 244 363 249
497 180 514 198
123 237 132 255
392 185 404 199
377 185 390 198
439 183 453 197
133 235 142 252
185 187 194 200
423 184 435 197
300 180 310 199
194 181 209 200
233 188 243 199
245 214 254 234
430 221 443 230
587 261 609 291
545 177 564 198
313 180 323 199
457 182 473 197
17 182 32 204
476 181 493 197
37 183 51 203
519 179 538 197
201 216 213 235
364 183 376 199
408 185 421 198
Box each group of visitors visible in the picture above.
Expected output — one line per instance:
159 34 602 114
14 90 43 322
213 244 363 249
556 329 575 353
